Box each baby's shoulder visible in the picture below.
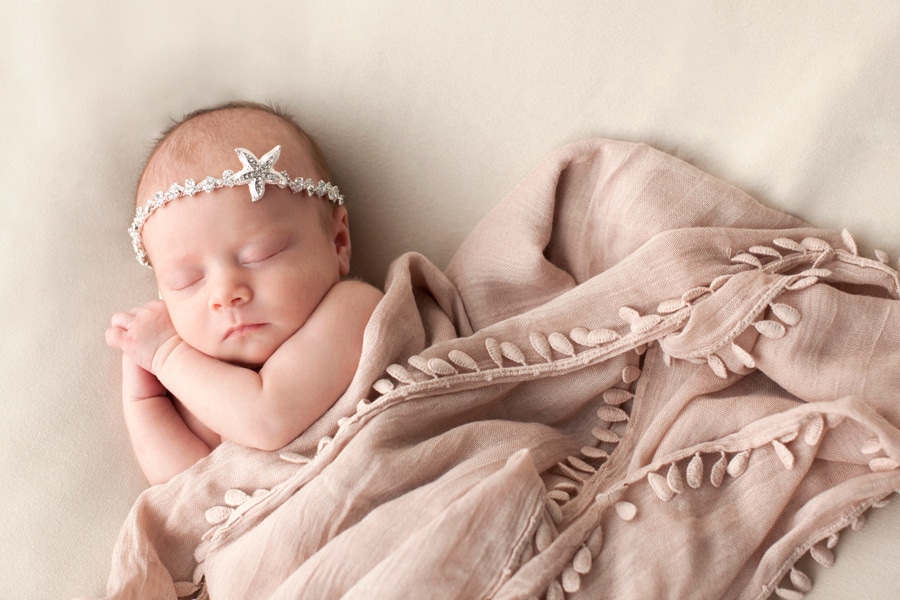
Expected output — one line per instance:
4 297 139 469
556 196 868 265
323 279 384 314
333 278 383 298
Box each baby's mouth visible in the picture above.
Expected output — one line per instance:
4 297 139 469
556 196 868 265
224 323 266 340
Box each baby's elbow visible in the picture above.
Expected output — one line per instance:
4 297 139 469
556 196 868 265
243 424 300 452
251 437 293 453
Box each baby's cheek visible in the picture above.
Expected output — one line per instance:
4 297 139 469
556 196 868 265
166 305 204 345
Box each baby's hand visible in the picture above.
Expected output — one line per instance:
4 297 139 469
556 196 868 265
106 299 179 374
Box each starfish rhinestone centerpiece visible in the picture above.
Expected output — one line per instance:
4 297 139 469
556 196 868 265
129 145 344 267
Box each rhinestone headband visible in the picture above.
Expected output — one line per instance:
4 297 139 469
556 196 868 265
129 145 345 267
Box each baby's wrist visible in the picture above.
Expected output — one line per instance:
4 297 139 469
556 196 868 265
152 335 184 376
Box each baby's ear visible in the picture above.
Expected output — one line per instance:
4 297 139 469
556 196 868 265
331 206 351 276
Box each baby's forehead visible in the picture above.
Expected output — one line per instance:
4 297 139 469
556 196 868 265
138 109 320 205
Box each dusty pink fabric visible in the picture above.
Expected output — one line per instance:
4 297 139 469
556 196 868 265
82 140 900 600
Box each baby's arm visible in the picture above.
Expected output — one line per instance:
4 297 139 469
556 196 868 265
155 280 383 450
117 355 213 485
114 280 382 452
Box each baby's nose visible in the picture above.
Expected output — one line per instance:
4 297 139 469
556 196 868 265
209 275 252 310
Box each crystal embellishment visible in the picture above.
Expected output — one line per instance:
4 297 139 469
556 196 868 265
232 146 286 202
129 145 345 267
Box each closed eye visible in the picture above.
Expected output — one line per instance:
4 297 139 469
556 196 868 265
164 270 204 291
242 248 281 265
241 241 287 265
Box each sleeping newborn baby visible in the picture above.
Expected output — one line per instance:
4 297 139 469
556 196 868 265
106 102 383 485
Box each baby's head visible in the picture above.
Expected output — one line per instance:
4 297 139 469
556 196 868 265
133 102 351 367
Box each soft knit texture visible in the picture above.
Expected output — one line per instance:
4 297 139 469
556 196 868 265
84 140 900 600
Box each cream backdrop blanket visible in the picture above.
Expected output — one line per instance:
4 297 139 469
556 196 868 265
84 140 900 600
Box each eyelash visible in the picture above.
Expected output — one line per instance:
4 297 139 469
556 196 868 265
170 275 203 291
243 248 280 265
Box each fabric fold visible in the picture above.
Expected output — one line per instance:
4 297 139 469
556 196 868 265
83 139 900 600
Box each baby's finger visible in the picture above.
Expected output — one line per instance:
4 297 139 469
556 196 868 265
110 312 133 329
105 326 125 348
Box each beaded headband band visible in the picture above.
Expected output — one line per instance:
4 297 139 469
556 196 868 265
129 145 345 267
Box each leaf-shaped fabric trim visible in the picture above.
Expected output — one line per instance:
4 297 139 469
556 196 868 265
553 481 579 494
546 498 564 523
614 501 637 521
499 341 527 365
687 454 704 489
860 438 883 455
772 440 795 469
800 237 831 252
709 274 732 291
547 489 570 503
546 580 564 600
803 415 825 446
548 332 575 357
731 253 763 268
657 298 686 314
581 446 608 459
586 525 604 556
869 457 899 472
573 545 593 574
710 453 728 487
790 567 813 592
561 565 582 593
386 363 416 383
602 388 634 405
667 463 684 493
727 450 750 478
588 329 620 345
749 245 782 258
841 228 858 255
448 349 480 372
317 436 333 454
569 327 591 346
799 268 832 278
631 314 662 334
485 338 504 367
407 355 433 376
731 342 756 369
567 455 596 473
529 332 553 362
427 357 458 376
535 520 553 552
707 354 728 378
279 451 312 464
681 287 710 303
773 238 804 252
204 505 233 525
618 306 640 323
774 587 805 600
787 276 818 291
810 544 835 567
373 379 395 394
591 427 620 444
754 320 786 338
770 303 801 325
648 472 674 501
224 489 251 507
622 366 641 383
596 405 629 422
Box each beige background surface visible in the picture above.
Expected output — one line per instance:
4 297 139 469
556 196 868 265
0 2 897 597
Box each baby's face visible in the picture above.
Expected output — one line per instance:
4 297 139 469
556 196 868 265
139 154 350 368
